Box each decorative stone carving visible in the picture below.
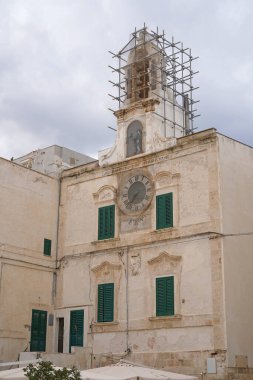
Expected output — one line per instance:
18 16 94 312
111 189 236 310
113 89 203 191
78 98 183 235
154 171 180 189
91 260 122 322
91 261 121 279
148 251 182 274
149 132 176 152
93 185 117 203
130 253 141 276
60 257 69 269
99 139 125 167
148 251 182 316
114 99 160 122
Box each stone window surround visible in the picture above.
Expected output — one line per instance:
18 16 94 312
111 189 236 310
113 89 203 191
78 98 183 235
91 261 122 324
148 251 182 318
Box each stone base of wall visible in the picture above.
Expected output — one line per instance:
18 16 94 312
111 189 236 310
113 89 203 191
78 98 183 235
227 367 253 380
92 350 227 379
41 348 92 370
43 349 253 380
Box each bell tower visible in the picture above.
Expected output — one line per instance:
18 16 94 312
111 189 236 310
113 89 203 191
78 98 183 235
99 26 199 166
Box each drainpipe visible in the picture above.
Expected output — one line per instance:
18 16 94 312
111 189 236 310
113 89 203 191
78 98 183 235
53 176 62 304
126 247 129 352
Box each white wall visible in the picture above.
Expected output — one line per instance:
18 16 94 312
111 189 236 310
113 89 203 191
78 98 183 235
0 158 59 361
218 134 253 367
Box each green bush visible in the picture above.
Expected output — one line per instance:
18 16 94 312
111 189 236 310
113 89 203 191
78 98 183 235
24 360 81 380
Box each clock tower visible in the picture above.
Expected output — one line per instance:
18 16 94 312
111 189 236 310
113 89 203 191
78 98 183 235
99 26 198 166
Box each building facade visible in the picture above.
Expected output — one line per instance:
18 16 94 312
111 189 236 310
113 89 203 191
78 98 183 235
14 145 95 178
1 28 253 380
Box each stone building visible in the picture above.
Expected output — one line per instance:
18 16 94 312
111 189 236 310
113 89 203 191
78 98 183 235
1 27 253 380
14 145 94 178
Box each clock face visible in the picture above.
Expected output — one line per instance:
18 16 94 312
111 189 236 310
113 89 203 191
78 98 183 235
119 173 153 214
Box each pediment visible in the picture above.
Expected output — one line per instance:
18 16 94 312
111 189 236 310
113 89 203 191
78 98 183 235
148 252 181 267
154 171 180 188
91 261 121 275
93 185 117 203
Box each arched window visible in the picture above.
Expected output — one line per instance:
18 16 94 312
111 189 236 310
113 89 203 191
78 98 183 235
126 121 143 157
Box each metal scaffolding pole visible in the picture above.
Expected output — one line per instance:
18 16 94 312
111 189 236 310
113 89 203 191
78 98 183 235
108 25 200 135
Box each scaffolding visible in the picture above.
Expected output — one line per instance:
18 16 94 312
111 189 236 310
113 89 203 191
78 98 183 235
108 25 200 135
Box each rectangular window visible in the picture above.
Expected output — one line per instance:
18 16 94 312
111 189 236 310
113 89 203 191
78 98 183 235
97 283 114 322
156 193 173 230
156 276 174 316
69 310 84 353
98 205 115 240
43 238 51 256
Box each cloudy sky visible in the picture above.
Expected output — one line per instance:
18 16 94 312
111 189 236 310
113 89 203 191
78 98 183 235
0 0 253 160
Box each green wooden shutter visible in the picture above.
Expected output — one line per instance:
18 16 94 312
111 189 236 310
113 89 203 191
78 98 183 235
43 239 51 256
98 205 115 240
69 310 84 352
156 193 173 229
156 276 174 316
30 309 47 352
97 283 114 322
97 285 104 322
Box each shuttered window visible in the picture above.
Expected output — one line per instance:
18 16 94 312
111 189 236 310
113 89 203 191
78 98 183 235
43 239 51 256
156 276 174 316
97 283 114 322
30 309 47 352
98 205 115 240
69 310 84 352
156 193 173 230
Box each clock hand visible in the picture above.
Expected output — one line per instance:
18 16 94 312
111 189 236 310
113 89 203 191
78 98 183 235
129 191 138 203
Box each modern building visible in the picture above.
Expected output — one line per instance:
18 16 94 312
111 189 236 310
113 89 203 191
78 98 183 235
14 145 95 178
0 27 253 380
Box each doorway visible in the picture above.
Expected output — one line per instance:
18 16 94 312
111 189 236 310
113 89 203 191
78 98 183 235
57 318 64 353
30 309 47 352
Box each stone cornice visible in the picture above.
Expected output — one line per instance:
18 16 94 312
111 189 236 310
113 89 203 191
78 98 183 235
114 98 160 121
61 128 218 182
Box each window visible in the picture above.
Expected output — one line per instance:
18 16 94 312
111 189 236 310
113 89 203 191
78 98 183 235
156 276 174 316
43 238 51 256
156 192 173 230
97 283 114 322
98 205 115 240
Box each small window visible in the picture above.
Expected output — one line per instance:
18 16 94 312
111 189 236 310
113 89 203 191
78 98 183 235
98 205 115 240
156 276 174 316
43 238 51 256
97 283 114 322
156 193 173 230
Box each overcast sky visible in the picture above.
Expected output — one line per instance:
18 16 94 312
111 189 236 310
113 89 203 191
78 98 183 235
0 0 253 160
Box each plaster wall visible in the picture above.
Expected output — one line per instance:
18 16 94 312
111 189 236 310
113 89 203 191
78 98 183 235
0 158 59 257
60 130 219 255
0 158 59 361
218 135 253 367
57 236 217 352
0 264 54 360
57 130 224 375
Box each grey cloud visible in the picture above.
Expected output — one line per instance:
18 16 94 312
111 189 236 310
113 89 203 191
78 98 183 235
0 0 253 160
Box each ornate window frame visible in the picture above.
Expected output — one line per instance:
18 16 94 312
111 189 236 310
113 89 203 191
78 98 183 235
148 251 182 318
91 261 122 324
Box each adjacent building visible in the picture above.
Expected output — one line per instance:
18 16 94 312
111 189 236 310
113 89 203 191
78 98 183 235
14 145 95 178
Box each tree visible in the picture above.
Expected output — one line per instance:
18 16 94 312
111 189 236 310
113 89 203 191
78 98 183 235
24 361 81 380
